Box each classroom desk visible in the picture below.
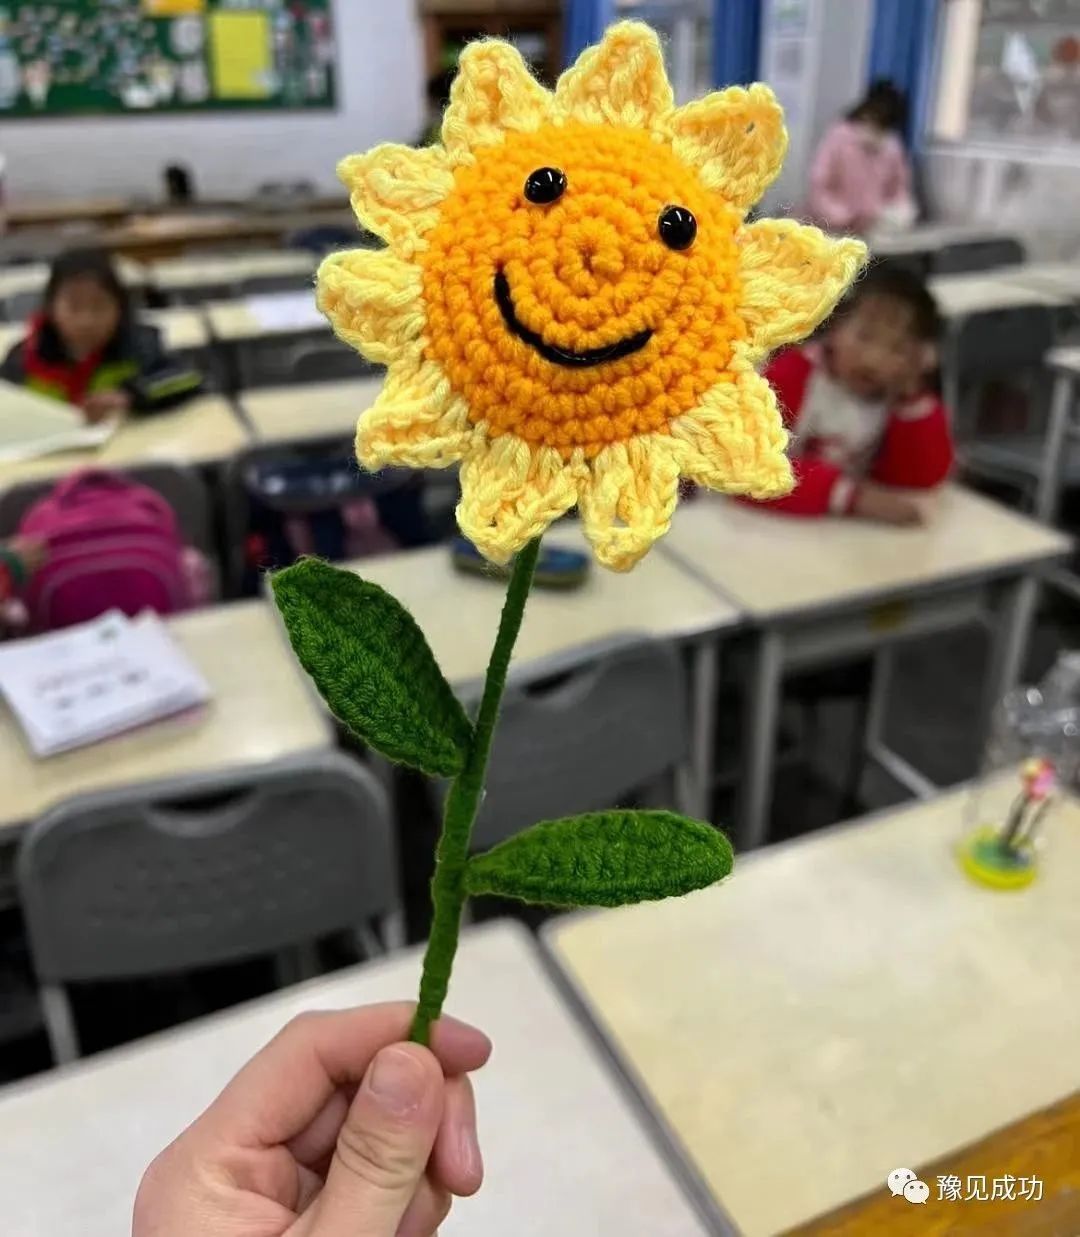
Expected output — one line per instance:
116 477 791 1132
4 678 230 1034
869 224 1012 268
0 305 209 360
927 274 1070 422
145 249 317 301
998 259 1080 303
0 920 710 1237
97 208 355 261
0 393 249 493
353 530 741 817
6 197 132 230
240 375 381 444
543 783 1080 1237
662 488 1071 847
0 600 333 834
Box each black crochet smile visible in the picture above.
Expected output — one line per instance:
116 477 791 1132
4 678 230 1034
493 271 652 368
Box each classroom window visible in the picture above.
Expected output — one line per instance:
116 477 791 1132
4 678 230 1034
929 0 1080 145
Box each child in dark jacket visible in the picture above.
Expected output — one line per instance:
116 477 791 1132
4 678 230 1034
1 247 202 421
758 263 953 525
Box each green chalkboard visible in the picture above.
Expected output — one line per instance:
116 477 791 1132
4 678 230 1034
0 0 336 118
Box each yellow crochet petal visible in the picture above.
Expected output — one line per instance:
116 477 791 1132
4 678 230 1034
441 40 554 164
458 439 579 564
554 20 673 131
670 84 787 213
578 436 680 573
739 219 867 360
357 361 475 471
337 144 454 258
669 371 793 499
317 249 425 367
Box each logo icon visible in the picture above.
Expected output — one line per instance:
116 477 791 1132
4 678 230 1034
887 1168 917 1197
888 1168 930 1203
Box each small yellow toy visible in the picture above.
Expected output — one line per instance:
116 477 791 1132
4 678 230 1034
318 21 865 571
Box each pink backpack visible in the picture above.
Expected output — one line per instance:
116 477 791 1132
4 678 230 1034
18 469 196 632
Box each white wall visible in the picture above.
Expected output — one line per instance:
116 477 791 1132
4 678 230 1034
1 0 425 202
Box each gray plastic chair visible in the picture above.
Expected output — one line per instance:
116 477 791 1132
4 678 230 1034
16 752 401 1063
464 635 691 853
931 237 1025 275
237 336 373 388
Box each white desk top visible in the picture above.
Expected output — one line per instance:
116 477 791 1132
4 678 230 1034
1049 345 1080 376
929 271 1068 319
0 306 208 358
241 376 382 444
545 783 1080 1236
0 920 708 1237
204 294 327 342
0 394 249 490
0 600 333 832
998 260 1080 302
352 527 741 687
145 250 317 293
663 487 1070 620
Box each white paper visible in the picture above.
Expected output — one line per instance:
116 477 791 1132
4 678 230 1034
0 380 117 461
244 291 326 333
0 611 211 757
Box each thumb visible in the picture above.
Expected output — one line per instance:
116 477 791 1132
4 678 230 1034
309 1043 444 1236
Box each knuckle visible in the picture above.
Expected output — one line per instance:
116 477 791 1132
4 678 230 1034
333 1118 418 1191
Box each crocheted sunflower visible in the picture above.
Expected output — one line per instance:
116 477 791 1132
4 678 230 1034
318 21 866 571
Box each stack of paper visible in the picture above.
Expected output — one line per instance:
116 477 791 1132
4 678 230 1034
0 380 117 462
0 611 211 757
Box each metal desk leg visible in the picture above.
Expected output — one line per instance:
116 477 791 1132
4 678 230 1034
985 574 1039 729
1035 369 1076 524
864 645 937 800
739 628 784 852
684 637 718 822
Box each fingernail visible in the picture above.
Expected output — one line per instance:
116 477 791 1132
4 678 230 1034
366 1047 426 1116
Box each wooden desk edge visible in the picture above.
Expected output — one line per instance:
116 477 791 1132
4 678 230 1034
783 1090 1080 1236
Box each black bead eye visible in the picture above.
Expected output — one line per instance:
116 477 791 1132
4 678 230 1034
524 167 566 204
658 204 697 250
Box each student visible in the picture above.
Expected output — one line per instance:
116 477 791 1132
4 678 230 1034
758 264 952 525
806 80 916 235
0 247 203 422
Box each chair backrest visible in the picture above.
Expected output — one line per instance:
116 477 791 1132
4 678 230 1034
0 463 216 561
16 752 398 983
467 636 688 852
239 337 373 388
954 304 1055 380
931 237 1025 276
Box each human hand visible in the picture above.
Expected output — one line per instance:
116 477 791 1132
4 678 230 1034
82 388 132 423
852 483 924 526
6 534 46 574
133 1003 490 1237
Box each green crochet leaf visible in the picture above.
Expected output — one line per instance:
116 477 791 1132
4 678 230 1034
464 810 733 908
271 558 472 777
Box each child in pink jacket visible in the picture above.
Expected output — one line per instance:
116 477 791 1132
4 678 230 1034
807 81 916 235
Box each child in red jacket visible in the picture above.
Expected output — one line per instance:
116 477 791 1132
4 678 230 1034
760 264 952 525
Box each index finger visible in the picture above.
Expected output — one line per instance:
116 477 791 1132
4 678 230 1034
190 1003 491 1150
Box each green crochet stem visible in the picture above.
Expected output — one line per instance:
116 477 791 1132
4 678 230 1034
410 537 542 1045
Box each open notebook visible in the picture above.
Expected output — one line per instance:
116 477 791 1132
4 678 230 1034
0 380 117 462
0 610 211 757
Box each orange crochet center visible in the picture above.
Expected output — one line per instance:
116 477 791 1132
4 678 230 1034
420 122 747 458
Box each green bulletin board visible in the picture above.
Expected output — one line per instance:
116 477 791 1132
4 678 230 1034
0 0 337 118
